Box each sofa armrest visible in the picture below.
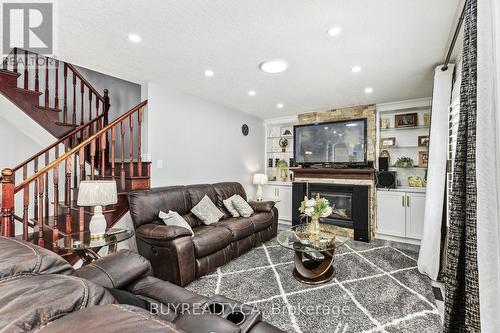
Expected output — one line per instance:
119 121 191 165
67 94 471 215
249 201 275 213
136 224 192 241
76 249 152 289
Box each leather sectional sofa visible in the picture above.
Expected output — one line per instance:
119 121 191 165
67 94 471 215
128 182 279 286
0 236 284 333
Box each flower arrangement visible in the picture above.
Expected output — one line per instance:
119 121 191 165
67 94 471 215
299 194 332 236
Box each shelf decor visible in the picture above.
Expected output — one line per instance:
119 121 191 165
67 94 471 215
418 135 430 147
395 113 418 128
394 156 414 168
418 151 429 167
381 137 396 147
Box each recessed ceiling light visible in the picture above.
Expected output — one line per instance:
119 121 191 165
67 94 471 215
204 69 214 77
276 103 284 109
260 60 288 74
128 34 141 43
352 66 362 73
248 90 256 96
327 27 341 36
364 87 373 94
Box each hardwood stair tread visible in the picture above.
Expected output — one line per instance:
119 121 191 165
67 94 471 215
36 105 62 113
0 69 21 77
55 121 78 127
14 87 43 96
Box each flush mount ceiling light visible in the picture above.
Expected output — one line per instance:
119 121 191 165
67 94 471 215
128 34 141 43
346 123 358 127
351 66 362 73
259 59 288 74
248 90 256 96
276 103 284 109
327 27 341 36
204 69 214 77
364 87 374 94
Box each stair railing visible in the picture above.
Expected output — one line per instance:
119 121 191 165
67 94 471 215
2 47 110 129
0 100 147 243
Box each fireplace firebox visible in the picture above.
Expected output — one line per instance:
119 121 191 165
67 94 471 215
292 182 370 242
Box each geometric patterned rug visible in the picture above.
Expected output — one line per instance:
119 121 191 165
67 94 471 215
186 237 443 333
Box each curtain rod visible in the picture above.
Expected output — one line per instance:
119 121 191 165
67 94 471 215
442 3 466 71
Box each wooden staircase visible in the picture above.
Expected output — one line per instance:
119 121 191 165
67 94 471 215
0 49 149 258
0 48 110 138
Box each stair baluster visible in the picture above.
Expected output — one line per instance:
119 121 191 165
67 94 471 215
54 60 59 110
53 147 59 238
44 152 49 220
72 72 77 125
120 122 126 191
13 48 17 73
1 169 14 237
24 50 28 90
63 64 68 124
45 56 49 107
35 54 39 93
129 115 134 177
33 158 39 220
22 166 29 239
137 109 143 176
80 80 85 126
38 175 44 246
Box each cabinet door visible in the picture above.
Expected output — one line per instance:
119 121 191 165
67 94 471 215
262 185 278 200
405 192 426 239
376 191 406 237
277 186 292 221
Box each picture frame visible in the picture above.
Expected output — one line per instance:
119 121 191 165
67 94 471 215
418 151 429 167
380 118 390 129
418 135 430 147
381 137 396 147
395 113 418 128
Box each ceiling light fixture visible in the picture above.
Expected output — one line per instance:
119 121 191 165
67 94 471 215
260 59 288 74
248 90 256 96
204 69 214 77
364 87 373 94
128 34 141 43
327 27 341 36
276 103 284 109
351 66 362 73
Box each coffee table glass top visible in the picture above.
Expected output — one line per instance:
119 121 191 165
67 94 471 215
53 229 134 251
277 223 349 253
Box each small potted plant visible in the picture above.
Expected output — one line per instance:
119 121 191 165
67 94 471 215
299 194 333 237
276 159 288 181
394 156 414 168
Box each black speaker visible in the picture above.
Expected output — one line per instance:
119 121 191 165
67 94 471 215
378 157 389 171
376 171 396 188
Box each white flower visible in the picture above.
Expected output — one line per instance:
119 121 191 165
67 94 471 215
305 199 316 208
320 207 333 218
304 207 314 216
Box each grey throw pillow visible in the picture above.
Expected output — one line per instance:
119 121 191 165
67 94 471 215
231 195 254 218
191 195 224 225
159 210 194 236
223 194 240 217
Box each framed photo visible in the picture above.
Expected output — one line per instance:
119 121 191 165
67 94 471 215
381 137 396 147
395 113 418 128
418 135 430 147
419 151 429 167
380 118 390 129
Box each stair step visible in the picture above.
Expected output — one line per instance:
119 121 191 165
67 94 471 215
55 122 78 128
0 69 21 78
14 87 43 96
36 105 62 113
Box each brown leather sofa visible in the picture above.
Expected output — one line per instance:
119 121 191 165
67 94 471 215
0 236 284 333
128 182 278 286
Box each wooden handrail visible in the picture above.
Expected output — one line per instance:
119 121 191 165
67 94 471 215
14 100 147 192
12 114 105 173
65 63 105 101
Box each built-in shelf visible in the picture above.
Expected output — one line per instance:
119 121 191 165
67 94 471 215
381 145 428 149
267 135 293 139
389 166 427 169
266 151 293 154
380 125 430 131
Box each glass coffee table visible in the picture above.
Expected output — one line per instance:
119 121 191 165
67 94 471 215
53 228 134 265
277 223 349 285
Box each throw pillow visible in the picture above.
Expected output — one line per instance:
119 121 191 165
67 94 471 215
191 195 224 225
223 194 240 217
159 210 194 236
231 195 254 218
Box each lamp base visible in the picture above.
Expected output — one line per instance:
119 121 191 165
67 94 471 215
89 206 107 239
256 185 263 201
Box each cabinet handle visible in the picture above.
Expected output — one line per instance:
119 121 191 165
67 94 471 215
402 196 405 207
406 196 410 207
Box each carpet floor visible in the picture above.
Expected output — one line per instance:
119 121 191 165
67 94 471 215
186 237 443 333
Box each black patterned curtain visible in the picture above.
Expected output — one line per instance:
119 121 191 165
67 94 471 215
444 0 481 331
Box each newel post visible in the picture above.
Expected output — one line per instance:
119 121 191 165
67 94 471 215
103 89 111 163
1 168 15 237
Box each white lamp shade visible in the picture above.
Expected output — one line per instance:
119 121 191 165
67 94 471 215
77 180 118 206
253 173 268 185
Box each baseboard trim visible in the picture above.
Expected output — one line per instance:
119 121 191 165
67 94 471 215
375 232 421 245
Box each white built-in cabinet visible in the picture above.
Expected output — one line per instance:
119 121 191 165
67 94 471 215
261 183 292 224
376 189 425 241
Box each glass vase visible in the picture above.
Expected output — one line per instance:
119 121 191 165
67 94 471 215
309 215 321 239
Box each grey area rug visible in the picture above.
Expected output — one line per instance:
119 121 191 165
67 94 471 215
186 237 443 333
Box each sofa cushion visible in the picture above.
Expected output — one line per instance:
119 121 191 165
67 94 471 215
231 195 254 218
0 236 75 278
213 182 247 217
159 210 194 236
217 218 255 241
222 195 240 218
192 225 233 257
191 195 224 225
250 212 274 232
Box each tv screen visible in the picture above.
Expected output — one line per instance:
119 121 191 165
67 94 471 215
294 119 367 165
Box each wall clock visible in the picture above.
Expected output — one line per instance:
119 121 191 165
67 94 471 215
242 124 249 136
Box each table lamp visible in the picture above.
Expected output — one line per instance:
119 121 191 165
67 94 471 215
253 173 268 201
77 180 117 239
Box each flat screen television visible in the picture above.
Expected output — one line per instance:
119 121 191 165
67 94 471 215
294 119 367 167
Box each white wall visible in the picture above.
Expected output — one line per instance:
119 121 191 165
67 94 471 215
147 82 264 197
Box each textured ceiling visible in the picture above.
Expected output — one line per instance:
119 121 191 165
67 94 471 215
56 0 461 118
